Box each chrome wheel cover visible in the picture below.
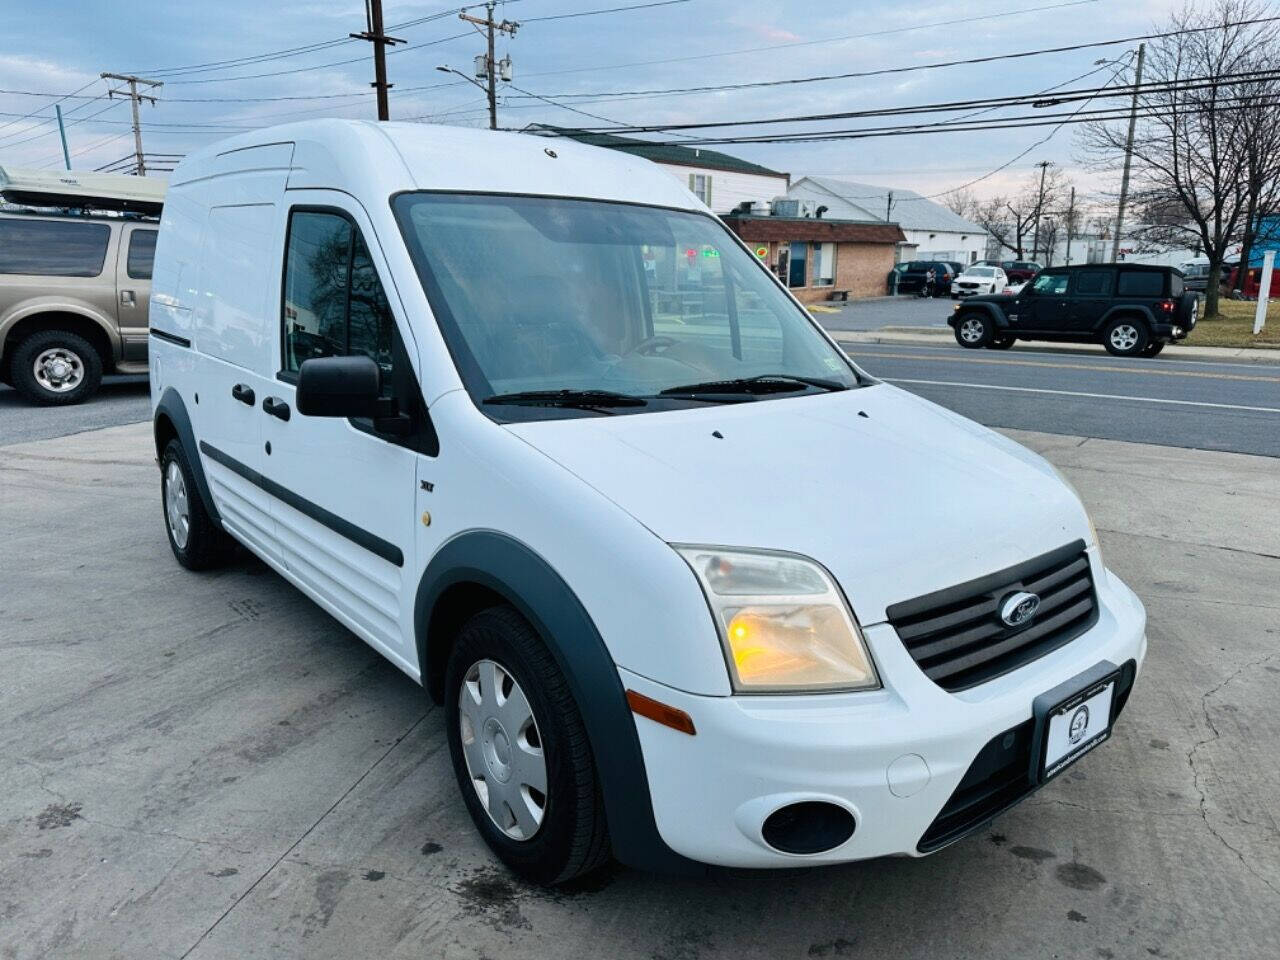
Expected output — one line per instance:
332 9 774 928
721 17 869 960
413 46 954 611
33 347 84 393
458 659 547 841
164 461 190 549
960 317 985 343
1110 324 1140 351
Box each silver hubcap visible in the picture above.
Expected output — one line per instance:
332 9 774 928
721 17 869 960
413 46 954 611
164 461 190 549
458 659 547 841
1110 324 1139 351
33 347 84 393
960 317 984 343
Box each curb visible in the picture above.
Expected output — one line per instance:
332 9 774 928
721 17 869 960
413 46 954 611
834 329 1280 365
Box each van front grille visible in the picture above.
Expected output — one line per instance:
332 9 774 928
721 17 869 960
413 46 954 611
886 540 1098 692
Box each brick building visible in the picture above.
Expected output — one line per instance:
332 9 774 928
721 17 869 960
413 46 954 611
721 213 906 303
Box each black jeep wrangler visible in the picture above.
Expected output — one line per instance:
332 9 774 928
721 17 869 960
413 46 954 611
946 263 1198 357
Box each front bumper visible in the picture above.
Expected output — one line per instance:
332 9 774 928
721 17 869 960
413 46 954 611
623 553 1146 868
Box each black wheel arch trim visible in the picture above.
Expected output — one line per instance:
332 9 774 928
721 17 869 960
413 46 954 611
414 529 705 876
1096 305 1155 332
154 388 221 527
955 301 1010 329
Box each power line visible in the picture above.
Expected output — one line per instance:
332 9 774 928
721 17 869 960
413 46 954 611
512 16 1280 104
523 0 690 22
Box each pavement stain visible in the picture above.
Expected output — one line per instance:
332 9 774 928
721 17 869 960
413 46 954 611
35 802 82 830
1055 862 1107 891
1067 910 1088 923
207 867 239 878
420 840 443 856
454 869 531 932
363 869 386 882
808 937 857 956
303 868 351 935
1010 846 1057 862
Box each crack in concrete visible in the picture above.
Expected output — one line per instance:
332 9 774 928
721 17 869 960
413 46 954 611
177 707 434 959
1094 526 1280 562
1186 651 1280 901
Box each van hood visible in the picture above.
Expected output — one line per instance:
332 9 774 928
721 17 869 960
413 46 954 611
505 385 1092 623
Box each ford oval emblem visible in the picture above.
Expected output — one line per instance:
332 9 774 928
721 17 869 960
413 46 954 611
1000 591 1040 627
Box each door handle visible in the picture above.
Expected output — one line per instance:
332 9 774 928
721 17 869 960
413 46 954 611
262 396 291 421
231 383 255 405
119 289 136 306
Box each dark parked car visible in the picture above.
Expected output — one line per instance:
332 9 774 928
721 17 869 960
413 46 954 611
947 263 1198 357
895 260 956 295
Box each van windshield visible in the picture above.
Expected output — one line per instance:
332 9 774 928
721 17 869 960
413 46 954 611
392 193 862 417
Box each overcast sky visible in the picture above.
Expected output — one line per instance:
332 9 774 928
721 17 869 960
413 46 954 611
2 0 1195 212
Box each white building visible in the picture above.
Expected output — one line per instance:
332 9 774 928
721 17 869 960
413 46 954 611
787 177 988 264
525 124 789 214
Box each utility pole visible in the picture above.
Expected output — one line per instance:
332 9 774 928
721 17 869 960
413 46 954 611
101 73 162 176
1112 42 1146 262
1032 160 1053 262
460 2 519 130
55 104 71 171
351 0 404 121
1065 186 1076 265
885 190 894 222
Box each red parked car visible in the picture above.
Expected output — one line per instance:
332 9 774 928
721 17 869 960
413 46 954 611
1225 263 1280 298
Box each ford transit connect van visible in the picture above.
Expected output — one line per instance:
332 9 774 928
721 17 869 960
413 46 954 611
150 120 1147 885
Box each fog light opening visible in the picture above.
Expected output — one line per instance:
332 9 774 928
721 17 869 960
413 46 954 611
761 801 855 855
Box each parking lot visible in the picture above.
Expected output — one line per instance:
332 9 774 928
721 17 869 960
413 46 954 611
2 314 1278 959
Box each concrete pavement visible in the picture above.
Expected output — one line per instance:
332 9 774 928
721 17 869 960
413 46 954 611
1 421 1277 959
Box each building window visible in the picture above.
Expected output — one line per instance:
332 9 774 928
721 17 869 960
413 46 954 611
788 243 807 288
812 242 835 286
688 173 712 207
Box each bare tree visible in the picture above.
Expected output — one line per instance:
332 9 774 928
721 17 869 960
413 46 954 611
943 188 979 220
1230 48 1280 291
1079 0 1278 316
972 167 1066 258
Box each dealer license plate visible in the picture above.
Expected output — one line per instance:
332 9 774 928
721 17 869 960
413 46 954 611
1039 678 1115 781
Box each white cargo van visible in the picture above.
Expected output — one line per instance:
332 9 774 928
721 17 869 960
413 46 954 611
150 120 1147 884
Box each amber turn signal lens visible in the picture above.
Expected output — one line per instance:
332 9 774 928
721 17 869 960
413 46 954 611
626 690 696 736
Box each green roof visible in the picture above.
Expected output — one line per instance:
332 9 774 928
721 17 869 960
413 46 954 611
525 124 787 178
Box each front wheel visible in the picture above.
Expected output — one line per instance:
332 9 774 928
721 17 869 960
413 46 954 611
446 606 610 886
1103 318 1149 357
954 313 991 348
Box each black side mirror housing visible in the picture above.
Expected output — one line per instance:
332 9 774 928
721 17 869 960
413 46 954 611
296 355 385 418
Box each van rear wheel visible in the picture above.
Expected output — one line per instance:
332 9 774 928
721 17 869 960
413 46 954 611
161 439 235 570
11 330 103 405
445 605 610 886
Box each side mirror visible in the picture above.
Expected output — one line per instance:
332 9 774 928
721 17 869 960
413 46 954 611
296 354 385 418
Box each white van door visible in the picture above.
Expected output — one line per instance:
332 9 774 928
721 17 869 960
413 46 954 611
257 196 421 666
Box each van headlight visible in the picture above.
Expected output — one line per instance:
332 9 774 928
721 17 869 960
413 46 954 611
674 546 879 693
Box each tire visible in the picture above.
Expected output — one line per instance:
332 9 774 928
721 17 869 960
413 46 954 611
954 312 991 348
11 330 103 405
1102 317 1149 357
1141 341 1166 358
988 335 1015 350
446 605 610 886
160 438 235 570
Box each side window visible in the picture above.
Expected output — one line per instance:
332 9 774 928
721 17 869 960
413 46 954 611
812 242 836 287
688 174 712 207
126 229 158 280
1072 270 1112 296
1117 271 1164 297
0 219 110 277
282 210 397 395
1032 272 1069 295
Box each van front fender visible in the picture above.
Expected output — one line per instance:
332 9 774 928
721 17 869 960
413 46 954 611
414 530 703 875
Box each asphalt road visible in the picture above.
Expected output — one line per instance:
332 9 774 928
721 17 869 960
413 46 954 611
839 340 1280 458
4 422 1277 959
0 375 149 445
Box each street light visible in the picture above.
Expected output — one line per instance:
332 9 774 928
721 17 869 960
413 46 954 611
436 64 488 94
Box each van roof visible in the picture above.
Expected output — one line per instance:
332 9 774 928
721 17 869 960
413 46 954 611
0 165 165 215
170 119 702 213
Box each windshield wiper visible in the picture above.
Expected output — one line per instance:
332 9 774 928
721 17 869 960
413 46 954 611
658 374 849 397
483 388 648 412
